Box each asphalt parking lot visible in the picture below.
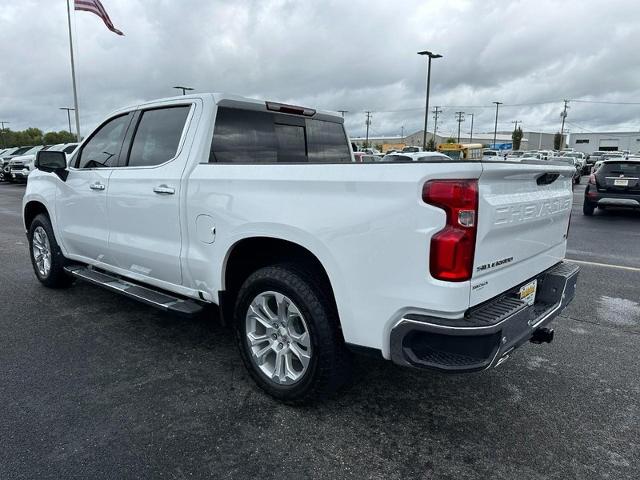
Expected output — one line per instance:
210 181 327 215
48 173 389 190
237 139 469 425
0 180 638 480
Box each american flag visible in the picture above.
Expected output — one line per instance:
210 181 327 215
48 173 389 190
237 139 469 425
75 0 124 36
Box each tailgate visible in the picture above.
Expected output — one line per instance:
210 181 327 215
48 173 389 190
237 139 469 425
470 162 574 306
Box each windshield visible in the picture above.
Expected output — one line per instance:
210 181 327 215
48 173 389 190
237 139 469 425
23 145 44 155
402 147 420 153
509 151 524 156
11 147 31 156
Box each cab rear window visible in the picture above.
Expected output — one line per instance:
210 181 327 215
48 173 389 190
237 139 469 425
210 107 351 164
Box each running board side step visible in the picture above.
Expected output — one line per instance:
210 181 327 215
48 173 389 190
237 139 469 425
64 265 204 318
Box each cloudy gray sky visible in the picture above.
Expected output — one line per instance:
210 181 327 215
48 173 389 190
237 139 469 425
1 0 640 139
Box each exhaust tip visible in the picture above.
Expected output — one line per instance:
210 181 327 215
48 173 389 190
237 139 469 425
530 327 554 344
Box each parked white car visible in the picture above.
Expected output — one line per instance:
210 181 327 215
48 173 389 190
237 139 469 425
482 149 505 160
561 152 587 174
23 93 579 403
9 143 78 182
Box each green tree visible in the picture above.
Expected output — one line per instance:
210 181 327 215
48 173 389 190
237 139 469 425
44 130 76 144
512 126 523 150
426 138 436 151
1 127 77 148
445 137 456 144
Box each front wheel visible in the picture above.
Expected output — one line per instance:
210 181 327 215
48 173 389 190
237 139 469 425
28 214 74 288
234 264 352 404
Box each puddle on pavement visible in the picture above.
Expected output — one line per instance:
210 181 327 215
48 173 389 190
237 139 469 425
596 296 640 326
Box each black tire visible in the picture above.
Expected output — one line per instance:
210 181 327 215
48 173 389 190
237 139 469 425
28 214 74 288
234 263 352 404
583 200 595 216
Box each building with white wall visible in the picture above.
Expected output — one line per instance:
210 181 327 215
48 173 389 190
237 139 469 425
568 132 640 154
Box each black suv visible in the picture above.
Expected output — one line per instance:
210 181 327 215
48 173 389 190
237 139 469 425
584 158 640 215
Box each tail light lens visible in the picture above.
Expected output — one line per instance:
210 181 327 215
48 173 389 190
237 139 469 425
423 179 479 282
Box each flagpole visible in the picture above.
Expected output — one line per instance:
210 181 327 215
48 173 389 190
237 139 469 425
66 0 81 141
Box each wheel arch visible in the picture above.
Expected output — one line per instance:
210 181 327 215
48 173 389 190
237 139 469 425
220 236 343 327
23 200 50 231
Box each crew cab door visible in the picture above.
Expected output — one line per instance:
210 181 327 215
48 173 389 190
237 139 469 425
107 103 196 286
56 113 133 263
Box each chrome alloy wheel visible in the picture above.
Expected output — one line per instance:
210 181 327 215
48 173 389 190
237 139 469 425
245 291 312 385
32 226 52 278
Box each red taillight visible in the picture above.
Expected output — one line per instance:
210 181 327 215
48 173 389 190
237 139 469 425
423 179 478 282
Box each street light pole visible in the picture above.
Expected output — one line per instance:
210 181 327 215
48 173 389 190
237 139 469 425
418 50 442 150
468 113 474 143
173 86 194 96
59 108 75 135
492 102 503 149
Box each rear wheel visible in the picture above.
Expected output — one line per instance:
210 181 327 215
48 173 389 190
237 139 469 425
28 214 74 288
583 200 595 216
234 264 352 404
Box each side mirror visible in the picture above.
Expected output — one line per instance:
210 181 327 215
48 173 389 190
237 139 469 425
35 150 68 180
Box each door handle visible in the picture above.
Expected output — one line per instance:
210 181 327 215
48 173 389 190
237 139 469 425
89 182 105 191
153 184 175 195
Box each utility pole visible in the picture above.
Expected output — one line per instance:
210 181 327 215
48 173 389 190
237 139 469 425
511 120 521 131
432 107 442 147
455 111 465 143
400 125 404 139
365 111 372 148
59 108 75 135
492 102 503 149
468 113 474 143
338 110 348 118
0 121 9 148
559 99 569 150
418 50 443 150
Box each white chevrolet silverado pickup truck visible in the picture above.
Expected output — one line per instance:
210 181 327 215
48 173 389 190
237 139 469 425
23 93 579 403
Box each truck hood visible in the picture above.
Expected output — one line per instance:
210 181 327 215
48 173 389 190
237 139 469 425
9 154 36 165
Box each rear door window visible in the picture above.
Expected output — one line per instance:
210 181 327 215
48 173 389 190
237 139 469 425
127 106 191 167
210 107 350 163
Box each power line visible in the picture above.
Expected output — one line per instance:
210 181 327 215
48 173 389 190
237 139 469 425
569 99 640 105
